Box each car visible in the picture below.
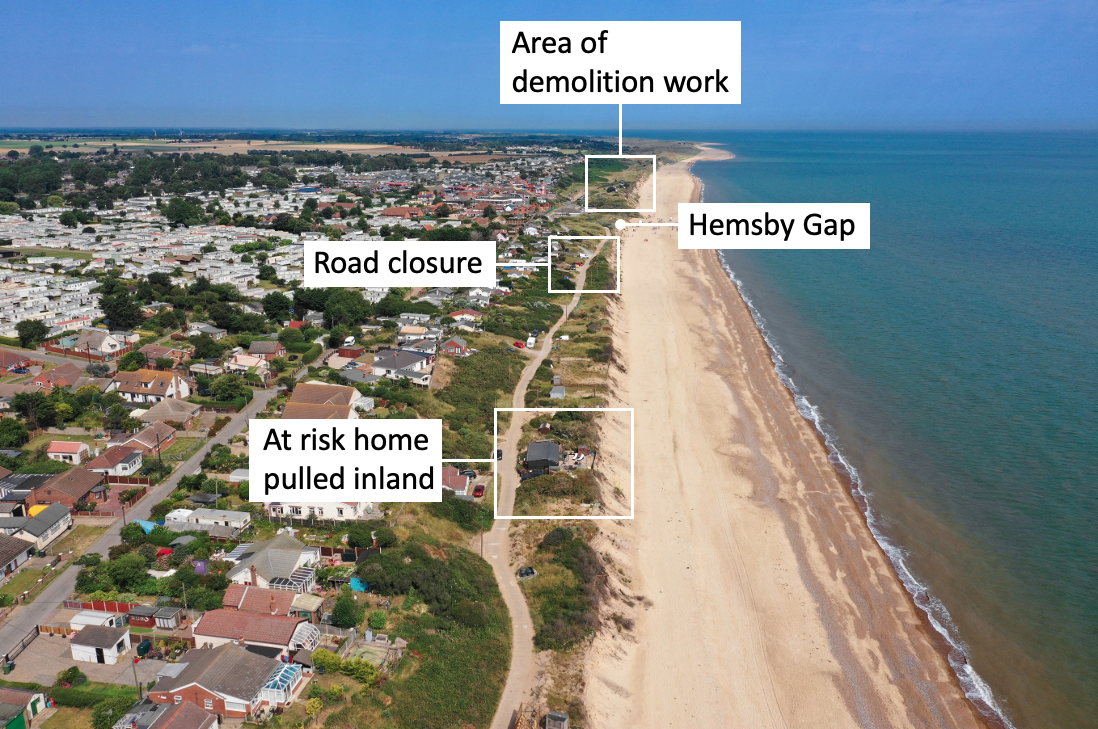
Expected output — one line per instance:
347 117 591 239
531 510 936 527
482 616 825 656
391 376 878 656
513 341 525 348
460 469 477 478
496 449 503 460
517 566 536 579
8 368 28 374
341 363 360 370
472 484 485 498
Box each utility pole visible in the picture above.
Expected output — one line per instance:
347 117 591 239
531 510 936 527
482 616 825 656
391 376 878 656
131 657 142 699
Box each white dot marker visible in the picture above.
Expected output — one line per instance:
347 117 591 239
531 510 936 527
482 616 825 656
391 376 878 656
614 219 626 230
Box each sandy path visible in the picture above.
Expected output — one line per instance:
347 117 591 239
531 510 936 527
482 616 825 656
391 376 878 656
583 148 984 729
486 239 608 729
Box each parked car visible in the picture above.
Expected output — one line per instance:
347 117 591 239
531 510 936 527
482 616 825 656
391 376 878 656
9 368 28 374
506 347 516 352
473 484 485 498
496 449 503 460
517 566 536 579
513 341 525 348
460 469 477 478
344 336 356 346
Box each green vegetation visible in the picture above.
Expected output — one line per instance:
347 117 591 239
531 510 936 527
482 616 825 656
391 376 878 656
436 345 524 458
425 490 493 532
513 471 599 515
481 270 565 340
585 251 614 291
522 527 605 650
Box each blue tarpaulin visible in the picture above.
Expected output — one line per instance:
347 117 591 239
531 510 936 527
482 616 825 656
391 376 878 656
133 520 157 534
350 577 366 592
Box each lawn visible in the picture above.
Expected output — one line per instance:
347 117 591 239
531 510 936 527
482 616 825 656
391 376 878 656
0 564 61 600
22 433 103 452
161 436 204 459
42 706 93 729
53 525 109 556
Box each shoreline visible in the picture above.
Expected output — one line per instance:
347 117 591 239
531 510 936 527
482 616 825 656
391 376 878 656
688 149 1010 729
583 145 987 729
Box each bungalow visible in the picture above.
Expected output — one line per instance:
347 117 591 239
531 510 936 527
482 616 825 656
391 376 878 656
46 440 90 464
110 698 219 729
186 508 251 531
109 421 177 456
86 445 144 477
138 398 201 428
247 340 285 361
140 343 193 365
441 336 468 356
148 643 302 718
72 329 125 358
13 502 72 549
266 501 373 521
108 369 191 404
226 533 319 591
371 350 433 378
280 403 356 419
447 309 483 323
225 353 270 380
33 467 105 508
222 584 296 616
0 351 31 371
524 441 562 472
32 362 85 390
193 610 320 657
0 533 35 576
440 466 469 496
187 323 228 340
70 625 131 665
379 206 424 219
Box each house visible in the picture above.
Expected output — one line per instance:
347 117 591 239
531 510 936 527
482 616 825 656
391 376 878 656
447 309 484 322
225 533 319 591
440 466 469 495
46 441 90 464
225 353 270 380
32 362 85 390
148 643 302 718
379 206 423 219
266 501 373 521
280 403 357 419
138 399 201 428
140 343 193 365
73 329 124 358
0 533 35 577
193 610 320 657
12 502 72 549
0 351 31 371
0 687 46 728
524 441 562 472
108 369 191 404
187 323 228 340
70 625 131 665
247 340 285 361
441 336 468 356
222 584 296 616
111 698 219 729
288 382 369 409
33 467 105 508
109 421 177 455
86 445 144 477
186 508 251 531
371 350 433 378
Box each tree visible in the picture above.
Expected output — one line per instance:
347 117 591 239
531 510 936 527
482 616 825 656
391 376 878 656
278 327 304 345
331 589 362 629
58 210 78 228
306 697 323 724
54 403 73 424
368 610 386 630
311 647 342 673
15 319 49 347
434 203 452 217
190 334 224 360
324 289 370 327
270 356 288 374
100 293 143 329
45 194 64 208
0 418 28 448
210 374 248 401
155 357 175 370
86 362 110 377
117 350 148 372
102 552 149 592
482 205 496 219
339 658 380 686
262 291 292 321
257 264 277 282
164 196 203 226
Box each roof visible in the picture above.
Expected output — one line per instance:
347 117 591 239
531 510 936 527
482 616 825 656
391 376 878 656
0 351 30 367
17 502 69 537
72 624 128 649
188 508 249 522
291 594 324 613
111 369 179 395
39 467 104 500
227 533 309 583
526 440 561 464
289 383 357 406
281 402 352 419
0 702 23 724
223 584 296 615
86 445 141 470
373 350 429 371
128 605 159 617
115 421 176 450
47 441 87 454
248 340 282 354
0 687 40 707
0 533 32 567
155 643 280 701
440 466 469 490
160 700 218 729
193 610 305 646
139 399 200 422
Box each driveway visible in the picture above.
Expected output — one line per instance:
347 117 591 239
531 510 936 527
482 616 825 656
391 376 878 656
0 386 279 655
6 632 165 687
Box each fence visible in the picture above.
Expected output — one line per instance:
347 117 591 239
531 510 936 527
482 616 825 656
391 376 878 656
38 624 70 636
40 341 134 362
108 476 153 487
62 599 140 613
4 626 39 662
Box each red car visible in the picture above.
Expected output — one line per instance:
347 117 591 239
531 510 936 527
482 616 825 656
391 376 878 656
513 341 525 348
473 484 485 498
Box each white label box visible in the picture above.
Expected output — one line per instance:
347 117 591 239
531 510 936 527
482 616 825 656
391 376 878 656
303 241 497 288
500 21 740 104
249 419 442 503
678 203 871 249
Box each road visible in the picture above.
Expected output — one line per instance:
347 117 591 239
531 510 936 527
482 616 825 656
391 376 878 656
0 387 279 654
487 240 606 729
0 345 97 367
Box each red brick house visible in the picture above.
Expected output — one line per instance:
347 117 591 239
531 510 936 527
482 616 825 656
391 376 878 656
0 351 32 371
247 340 286 361
32 467 105 508
31 362 84 390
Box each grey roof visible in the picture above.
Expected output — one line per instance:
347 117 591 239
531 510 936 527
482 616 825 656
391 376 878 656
155 643 279 701
0 533 33 567
0 516 28 531
18 502 69 537
0 702 23 724
128 605 158 617
526 440 561 464
188 508 250 522
73 624 128 649
170 535 196 547
227 533 308 583
163 521 237 538
372 350 430 371
549 385 566 399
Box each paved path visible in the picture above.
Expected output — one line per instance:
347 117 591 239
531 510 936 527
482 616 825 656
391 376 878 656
0 387 278 654
487 241 606 729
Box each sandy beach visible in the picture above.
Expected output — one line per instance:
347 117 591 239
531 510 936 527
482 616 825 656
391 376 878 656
584 147 986 728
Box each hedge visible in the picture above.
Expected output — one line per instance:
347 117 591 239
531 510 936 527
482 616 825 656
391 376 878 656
0 336 25 349
0 679 43 691
49 687 107 708
296 343 323 366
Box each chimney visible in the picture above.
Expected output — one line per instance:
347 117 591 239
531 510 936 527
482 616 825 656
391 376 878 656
249 564 257 585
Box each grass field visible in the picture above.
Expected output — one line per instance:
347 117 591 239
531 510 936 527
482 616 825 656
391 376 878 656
0 247 95 261
23 433 103 452
161 436 204 459
42 706 93 729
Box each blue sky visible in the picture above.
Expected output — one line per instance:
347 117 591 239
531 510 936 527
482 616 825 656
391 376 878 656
1 0 1095 130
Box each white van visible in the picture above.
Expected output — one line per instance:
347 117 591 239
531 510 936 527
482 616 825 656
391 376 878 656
343 336 356 347
526 336 536 348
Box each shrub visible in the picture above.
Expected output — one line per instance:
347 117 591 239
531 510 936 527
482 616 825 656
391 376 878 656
339 658 380 686
92 696 138 729
54 666 86 687
49 687 105 708
451 599 489 628
311 647 342 673
368 610 386 630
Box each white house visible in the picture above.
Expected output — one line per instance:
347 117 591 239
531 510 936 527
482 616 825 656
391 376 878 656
85 445 143 477
0 533 35 577
70 625 131 665
13 503 72 550
46 441 90 464
187 508 252 531
266 501 374 521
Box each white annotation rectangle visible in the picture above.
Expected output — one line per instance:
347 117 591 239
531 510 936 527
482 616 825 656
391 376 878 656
303 241 497 288
249 419 442 503
677 203 871 250
500 21 740 104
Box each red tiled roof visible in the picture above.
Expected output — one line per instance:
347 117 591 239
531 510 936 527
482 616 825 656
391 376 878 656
223 584 296 616
193 609 304 646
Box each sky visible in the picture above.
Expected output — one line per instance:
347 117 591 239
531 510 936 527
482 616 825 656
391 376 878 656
1 0 1095 131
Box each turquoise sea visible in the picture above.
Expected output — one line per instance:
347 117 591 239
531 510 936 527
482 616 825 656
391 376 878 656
673 131 1097 729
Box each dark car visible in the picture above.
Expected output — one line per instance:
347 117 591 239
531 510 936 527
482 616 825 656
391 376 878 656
517 566 536 579
496 449 503 460
460 469 477 478
8 368 28 374
473 484 485 498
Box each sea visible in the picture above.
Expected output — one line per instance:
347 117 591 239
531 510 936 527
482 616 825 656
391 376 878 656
667 131 1097 729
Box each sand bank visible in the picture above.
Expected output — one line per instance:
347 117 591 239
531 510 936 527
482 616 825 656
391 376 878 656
584 146 984 728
